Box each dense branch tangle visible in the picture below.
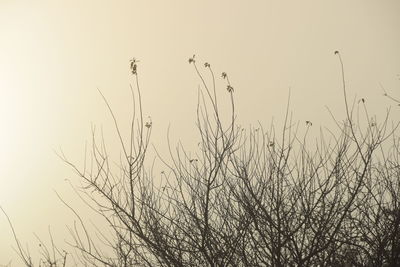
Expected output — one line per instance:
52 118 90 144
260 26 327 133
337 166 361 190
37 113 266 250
61 55 400 266
8 54 400 266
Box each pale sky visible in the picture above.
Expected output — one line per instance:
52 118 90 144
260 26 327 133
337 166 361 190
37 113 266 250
1 0 399 263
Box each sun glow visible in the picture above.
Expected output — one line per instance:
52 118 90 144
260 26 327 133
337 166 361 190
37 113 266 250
0 76 24 201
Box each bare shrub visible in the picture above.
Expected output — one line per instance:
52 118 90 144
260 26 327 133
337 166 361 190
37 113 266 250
3 53 400 266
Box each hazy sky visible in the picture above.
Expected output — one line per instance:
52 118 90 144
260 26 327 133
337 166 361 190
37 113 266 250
1 0 399 263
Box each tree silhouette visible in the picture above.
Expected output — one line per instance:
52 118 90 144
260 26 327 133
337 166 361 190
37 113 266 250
3 53 400 266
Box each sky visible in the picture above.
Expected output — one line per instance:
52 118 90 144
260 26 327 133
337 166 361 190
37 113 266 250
0 0 400 264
